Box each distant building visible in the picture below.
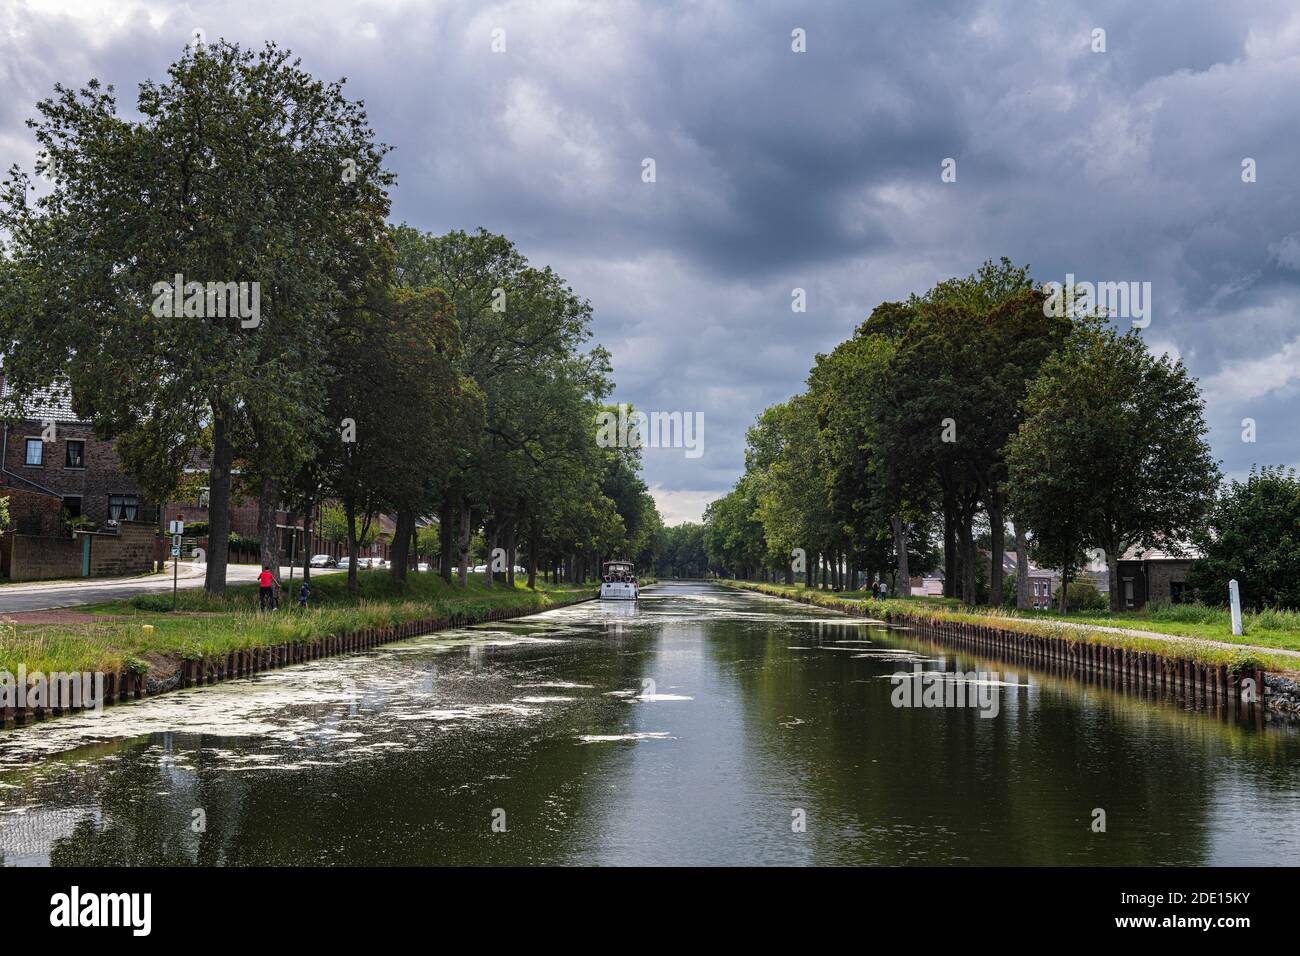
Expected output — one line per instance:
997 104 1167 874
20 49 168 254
910 571 945 597
1002 551 1061 608
1115 544 1201 610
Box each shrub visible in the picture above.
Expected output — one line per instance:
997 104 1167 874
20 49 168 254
1229 650 1266 674
1066 581 1107 611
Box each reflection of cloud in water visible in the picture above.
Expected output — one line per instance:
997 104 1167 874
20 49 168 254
576 732 674 744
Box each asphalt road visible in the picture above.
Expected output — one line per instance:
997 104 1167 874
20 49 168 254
0 563 342 613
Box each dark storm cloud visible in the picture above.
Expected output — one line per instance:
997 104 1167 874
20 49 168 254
3 0 1299 522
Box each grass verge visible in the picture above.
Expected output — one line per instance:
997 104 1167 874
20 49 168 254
721 580 1300 675
0 571 596 675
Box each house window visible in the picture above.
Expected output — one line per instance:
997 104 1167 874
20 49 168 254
63 496 82 518
108 494 139 521
1123 578 1134 609
24 438 43 466
65 440 85 468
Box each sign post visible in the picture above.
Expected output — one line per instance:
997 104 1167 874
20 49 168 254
1229 579 1243 636
169 516 184 611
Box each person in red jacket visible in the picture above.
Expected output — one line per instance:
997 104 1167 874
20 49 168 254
258 566 278 611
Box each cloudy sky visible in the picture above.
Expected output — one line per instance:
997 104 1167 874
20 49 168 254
4 0 1299 523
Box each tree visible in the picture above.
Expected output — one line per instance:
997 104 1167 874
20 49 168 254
391 225 632 589
655 523 708 578
1006 324 1220 611
880 262 1069 604
0 41 392 594
319 282 481 593
1187 466 1300 611
704 481 768 580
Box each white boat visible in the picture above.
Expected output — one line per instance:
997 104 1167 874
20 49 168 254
600 560 639 601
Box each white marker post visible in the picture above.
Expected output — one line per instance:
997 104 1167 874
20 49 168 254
1229 579 1243 637
169 516 185 611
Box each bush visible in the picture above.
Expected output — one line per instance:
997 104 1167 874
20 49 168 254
130 594 178 612
1066 581 1107 611
1229 650 1266 674
1000 575 1017 609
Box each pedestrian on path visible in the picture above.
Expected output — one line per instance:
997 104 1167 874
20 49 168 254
258 566 278 611
298 580 311 609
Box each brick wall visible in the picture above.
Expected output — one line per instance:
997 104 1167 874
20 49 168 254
9 534 82 581
82 521 156 577
1 486 64 536
1147 560 1194 605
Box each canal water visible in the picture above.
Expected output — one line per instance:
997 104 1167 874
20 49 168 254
2 581 1298 866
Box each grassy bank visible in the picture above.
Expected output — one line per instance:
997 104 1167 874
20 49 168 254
1 572 596 676
722 580 1300 674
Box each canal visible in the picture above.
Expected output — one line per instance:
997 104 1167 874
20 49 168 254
2 581 1298 866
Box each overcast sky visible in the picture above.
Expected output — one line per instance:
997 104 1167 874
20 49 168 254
4 0 1299 523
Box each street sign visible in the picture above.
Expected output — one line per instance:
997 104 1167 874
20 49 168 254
169 519 185 535
172 533 183 547
171 547 180 557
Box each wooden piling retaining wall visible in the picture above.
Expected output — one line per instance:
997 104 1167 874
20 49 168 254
887 610 1271 725
726 582 1294 723
0 591 597 730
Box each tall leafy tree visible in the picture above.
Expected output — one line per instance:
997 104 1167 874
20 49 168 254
0 40 391 593
1007 324 1220 610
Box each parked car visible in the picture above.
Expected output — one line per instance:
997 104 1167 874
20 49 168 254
309 554 335 568
417 562 429 572
337 556 353 570
356 557 372 569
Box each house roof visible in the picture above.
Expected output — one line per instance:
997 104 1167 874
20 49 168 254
0 377 84 425
1119 543 1203 562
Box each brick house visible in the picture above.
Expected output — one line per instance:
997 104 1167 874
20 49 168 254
1115 545 1201 610
1 379 158 530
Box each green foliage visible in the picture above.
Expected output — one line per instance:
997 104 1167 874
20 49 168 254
0 40 394 595
1066 581 1107 611
1006 322 1219 610
0 46 661 600
1186 465 1300 611
416 524 441 558
707 260 1225 620
1000 574 1017 609
228 532 261 551
655 522 708 577
11 575 596 674
65 514 96 532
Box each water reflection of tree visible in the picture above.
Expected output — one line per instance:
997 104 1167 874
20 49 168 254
703 604 1300 865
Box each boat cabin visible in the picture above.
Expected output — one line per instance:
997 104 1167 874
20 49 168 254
603 560 635 583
